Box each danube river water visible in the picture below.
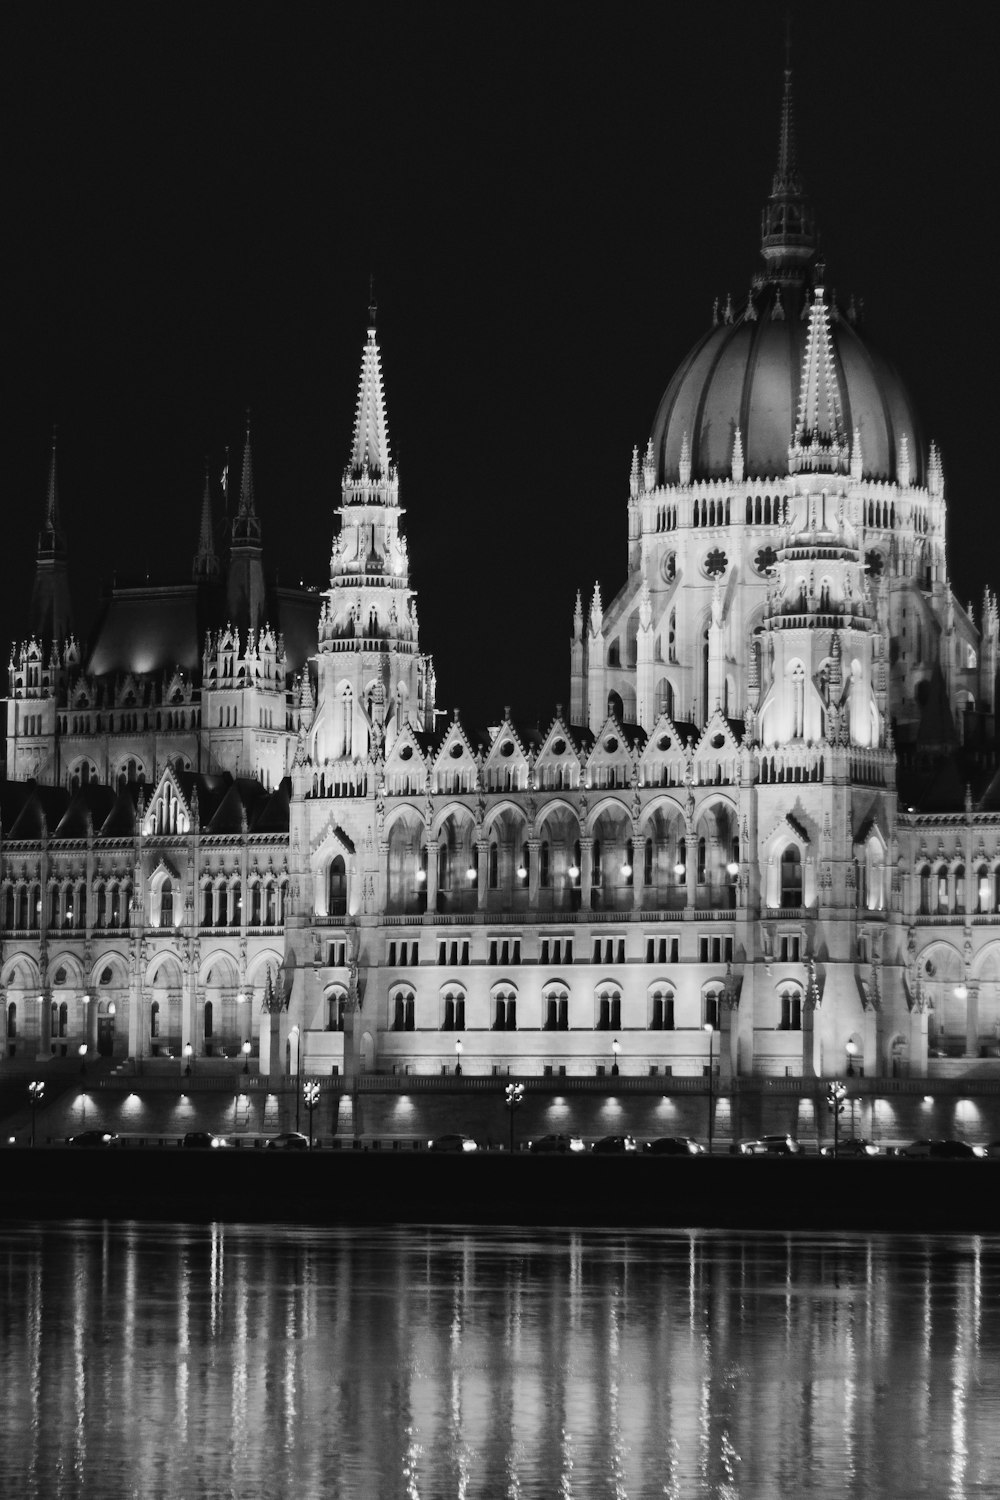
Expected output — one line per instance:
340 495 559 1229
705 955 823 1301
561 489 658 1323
1 1222 998 1499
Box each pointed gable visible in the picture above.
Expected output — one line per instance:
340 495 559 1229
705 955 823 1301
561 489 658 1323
692 708 741 785
250 778 291 833
640 711 693 787
482 715 530 793
432 716 478 795
533 711 583 792
383 721 429 796
99 783 142 837
585 713 638 791
141 765 198 837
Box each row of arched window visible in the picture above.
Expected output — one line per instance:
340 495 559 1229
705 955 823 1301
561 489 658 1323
2 880 133 932
916 864 1000 916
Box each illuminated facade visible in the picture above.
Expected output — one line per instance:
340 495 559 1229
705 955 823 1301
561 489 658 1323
4 69 1000 1087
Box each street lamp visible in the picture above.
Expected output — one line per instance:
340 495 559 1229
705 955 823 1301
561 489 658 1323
827 1080 847 1154
611 1037 620 1076
454 1038 463 1077
183 1042 193 1077
505 1082 524 1153
846 1039 857 1076
28 1080 44 1148
303 1080 320 1150
704 1022 715 1154
242 1039 251 1075
78 1043 87 1075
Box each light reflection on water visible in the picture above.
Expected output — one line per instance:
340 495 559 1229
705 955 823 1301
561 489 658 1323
1 1224 999 1499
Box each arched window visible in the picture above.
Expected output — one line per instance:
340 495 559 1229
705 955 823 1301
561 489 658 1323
6 1002 15 1040
204 1000 213 1039
676 837 687 886
150 1000 160 1038
591 839 602 887
780 847 802 907
217 884 228 927
160 879 173 928
596 988 621 1031
779 987 802 1030
488 842 499 889
543 986 569 1030
703 988 721 1030
392 989 415 1032
329 856 347 916
918 865 931 916
643 838 653 886
650 988 674 1030
493 990 517 1031
250 882 262 924
697 836 707 883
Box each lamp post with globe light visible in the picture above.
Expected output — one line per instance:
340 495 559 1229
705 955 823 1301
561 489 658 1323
454 1038 463 1077
505 1082 524 1154
611 1037 620 1076
28 1081 44 1148
303 1081 320 1150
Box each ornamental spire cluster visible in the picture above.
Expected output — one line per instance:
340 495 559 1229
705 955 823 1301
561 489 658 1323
789 286 848 473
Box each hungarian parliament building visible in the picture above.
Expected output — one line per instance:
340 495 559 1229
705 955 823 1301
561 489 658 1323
4 69 999 1090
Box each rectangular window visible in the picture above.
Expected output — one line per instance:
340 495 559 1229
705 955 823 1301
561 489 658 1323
593 938 602 962
388 942 397 965
438 941 447 965
489 940 498 965
512 939 521 964
461 940 470 966
565 940 573 962
670 937 679 963
699 937 709 963
541 939 550 964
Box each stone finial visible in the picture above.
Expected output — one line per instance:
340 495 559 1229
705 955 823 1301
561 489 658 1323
678 431 692 487
732 426 745 485
629 444 639 498
850 427 863 481
589 583 603 636
897 432 911 489
642 437 656 492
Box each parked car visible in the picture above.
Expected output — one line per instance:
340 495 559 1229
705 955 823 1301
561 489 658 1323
644 1137 704 1156
263 1132 311 1151
900 1139 984 1159
182 1131 228 1149
590 1135 638 1154
66 1129 117 1148
987 1142 1000 1158
736 1135 803 1156
820 1139 882 1157
527 1134 584 1154
427 1134 478 1153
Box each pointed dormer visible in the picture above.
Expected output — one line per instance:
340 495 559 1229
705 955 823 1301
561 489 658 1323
788 284 849 474
192 460 220 581
29 427 73 647
227 414 266 631
760 55 816 274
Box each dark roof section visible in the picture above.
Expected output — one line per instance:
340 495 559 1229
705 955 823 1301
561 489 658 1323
0 773 289 839
253 779 291 833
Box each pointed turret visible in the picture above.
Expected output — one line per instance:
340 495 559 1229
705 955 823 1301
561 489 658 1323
897 432 911 489
227 414 266 630
349 301 391 480
232 414 261 544
760 55 816 272
28 428 73 646
192 461 220 581
788 286 848 473
732 427 745 485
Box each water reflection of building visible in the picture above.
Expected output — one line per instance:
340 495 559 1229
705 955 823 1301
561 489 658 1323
5 61 1000 1102
1 1226 994 1494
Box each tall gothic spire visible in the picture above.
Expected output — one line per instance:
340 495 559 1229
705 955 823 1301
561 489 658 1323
760 52 816 272
233 412 261 543
193 460 220 580
349 304 391 479
29 426 73 644
789 285 848 473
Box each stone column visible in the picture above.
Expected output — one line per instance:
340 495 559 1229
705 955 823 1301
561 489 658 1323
579 837 593 912
477 840 489 911
685 834 698 909
965 981 980 1059
424 839 438 915
527 838 540 910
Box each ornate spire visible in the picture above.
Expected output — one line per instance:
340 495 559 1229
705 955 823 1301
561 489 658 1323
28 426 73 645
39 426 64 555
678 431 692 487
233 413 261 544
897 432 911 488
193 460 220 580
789 286 848 473
760 55 816 272
350 307 391 479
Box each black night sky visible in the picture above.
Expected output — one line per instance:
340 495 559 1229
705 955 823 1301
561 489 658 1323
2 2 993 734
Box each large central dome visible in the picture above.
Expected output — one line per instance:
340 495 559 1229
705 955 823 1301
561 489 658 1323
650 69 924 489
